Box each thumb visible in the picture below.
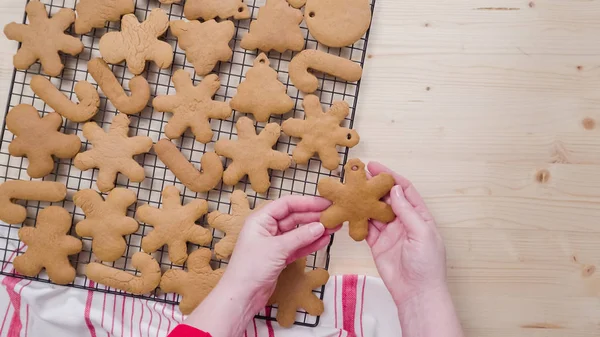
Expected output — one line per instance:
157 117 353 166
277 222 325 257
390 185 428 238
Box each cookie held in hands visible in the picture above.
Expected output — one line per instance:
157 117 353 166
215 117 291 193
184 0 251 20
318 158 395 241
169 20 235 76
230 53 294 122
30 75 100 122
289 50 363 93
137 186 212 265
85 252 162 295
3 0 83 76
74 114 153 192
7 104 81 178
207 190 254 260
282 95 359 170
74 0 135 34
13 206 82 285
240 0 304 53
0 180 66 225
153 70 231 143
267 257 329 327
160 248 224 314
74 188 139 262
99 8 173 75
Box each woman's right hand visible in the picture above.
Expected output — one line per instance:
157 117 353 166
366 161 447 305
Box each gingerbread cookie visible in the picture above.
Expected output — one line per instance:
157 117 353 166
99 8 173 75
0 180 66 225
170 20 234 76
287 0 306 8
74 113 153 192
85 252 161 295
3 0 83 76
282 95 359 170
207 190 253 260
7 104 81 178
240 0 304 53
153 70 231 143
305 0 371 47
74 188 138 262
74 0 135 34
184 0 251 21
267 258 329 327
13 206 82 285
289 50 363 93
87 58 150 115
30 75 100 123
137 186 212 265
215 117 291 193
230 53 294 122
154 139 223 193
160 248 224 314
318 158 395 241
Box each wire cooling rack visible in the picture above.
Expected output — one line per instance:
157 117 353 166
0 0 375 327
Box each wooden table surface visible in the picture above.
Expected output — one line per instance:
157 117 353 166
1 0 599 336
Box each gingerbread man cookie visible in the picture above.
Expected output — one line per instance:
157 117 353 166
160 248 224 314
318 158 395 241
30 75 100 123
170 20 235 76
74 114 153 192
282 95 359 170
215 117 291 193
99 8 173 75
137 186 212 265
153 70 231 143
74 188 138 262
13 206 82 285
7 104 81 178
87 58 150 115
207 190 253 260
184 0 251 21
3 0 84 76
267 258 329 327
0 180 66 225
240 0 304 53
85 252 161 295
305 0 371 47
74 0 135 34
154 139 223 193
289 50 363 93
230 53 294 122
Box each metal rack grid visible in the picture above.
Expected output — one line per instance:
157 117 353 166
0 0 375 327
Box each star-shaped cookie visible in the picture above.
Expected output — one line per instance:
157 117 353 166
215 117 291 193
4 0 84 76
137 186 212 265
74 113 153 192
153 70 231 143
282 95 359 170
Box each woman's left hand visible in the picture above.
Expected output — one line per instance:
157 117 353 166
184 195 338 337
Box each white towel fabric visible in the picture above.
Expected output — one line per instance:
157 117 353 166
0 241 401 337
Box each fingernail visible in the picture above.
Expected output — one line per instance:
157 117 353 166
393 185 402 197
309 222 325 236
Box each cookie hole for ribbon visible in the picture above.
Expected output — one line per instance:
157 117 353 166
238 6 244 12
351 165 359 171
347 133 352 140
309 11 315 18
259 58 266 64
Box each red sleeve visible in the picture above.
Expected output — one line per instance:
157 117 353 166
167 324 212 337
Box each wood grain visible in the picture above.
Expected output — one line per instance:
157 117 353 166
1 0 599 335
